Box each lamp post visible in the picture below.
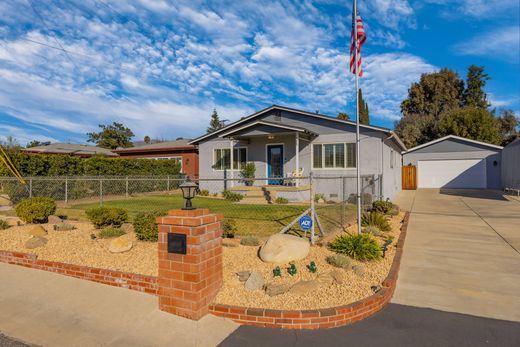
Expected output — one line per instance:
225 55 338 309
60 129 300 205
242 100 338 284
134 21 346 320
180 178 198 210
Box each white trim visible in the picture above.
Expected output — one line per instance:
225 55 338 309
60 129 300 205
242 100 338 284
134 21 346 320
219 120 309 138
190 105 407 150
311 142 356 170
265 143 285 182
212 146 248 171
404 135 503 154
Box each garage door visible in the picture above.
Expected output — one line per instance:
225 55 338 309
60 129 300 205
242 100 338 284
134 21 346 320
418 159 486 188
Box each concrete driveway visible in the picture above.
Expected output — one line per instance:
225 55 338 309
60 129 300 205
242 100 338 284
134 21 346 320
393 189 520 321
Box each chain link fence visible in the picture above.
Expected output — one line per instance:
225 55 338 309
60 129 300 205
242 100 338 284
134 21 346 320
0 174 382 237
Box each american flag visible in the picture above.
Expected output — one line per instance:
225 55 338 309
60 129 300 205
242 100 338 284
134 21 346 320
350 7 366 77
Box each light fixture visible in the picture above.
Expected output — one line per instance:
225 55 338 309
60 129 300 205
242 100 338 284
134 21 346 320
179 178 198 210
267 135 275 140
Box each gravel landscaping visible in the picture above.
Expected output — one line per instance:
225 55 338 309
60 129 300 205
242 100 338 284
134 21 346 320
214 212 404 310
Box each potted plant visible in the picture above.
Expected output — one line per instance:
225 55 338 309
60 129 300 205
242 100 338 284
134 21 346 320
241 162 256 186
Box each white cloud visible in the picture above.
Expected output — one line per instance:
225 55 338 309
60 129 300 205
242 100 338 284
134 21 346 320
453 26 520 61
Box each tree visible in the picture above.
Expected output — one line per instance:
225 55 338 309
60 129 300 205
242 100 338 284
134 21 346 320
463 65 490 109
497 109 519 146
438 107 501 145
337 112 350 120
0 136 20 149
26 140 44 148
394 114 437 149
143 136 151 144
87 122 135 149
207 109 224 133
358 89 369 125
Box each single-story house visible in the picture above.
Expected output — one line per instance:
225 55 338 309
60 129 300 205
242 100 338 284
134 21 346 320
113 140 199 178
23 143 118 158
402 135 503 189
189 105 406 201
501 138 520 189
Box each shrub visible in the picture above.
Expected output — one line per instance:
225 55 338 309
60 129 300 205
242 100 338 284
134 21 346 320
222 190 243 202
314 193 325 203
240 235 260 246
0 219 10 230
240 162 256 186
275 197 289 204
133 210 165 241
15 197 57 223
329 233 382 261
98 227 125 239
325 254 352 268
198 189 209 196
361 211 391 232
86 207 128 228
222 219 237 238
363 225 382 236
372 200 394 214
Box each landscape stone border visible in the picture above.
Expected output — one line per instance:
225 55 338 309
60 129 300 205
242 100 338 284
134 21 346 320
0 250 158 294
208 212 410 329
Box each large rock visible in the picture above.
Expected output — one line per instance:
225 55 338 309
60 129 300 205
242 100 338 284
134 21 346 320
27 225 47 237
259 234 310 264
236 271 251 282
265 283 292 297
317 270 345 285
47 215 63 224
25 236 48 249
244 271 264 290
289 280 320 295
108 235 133 254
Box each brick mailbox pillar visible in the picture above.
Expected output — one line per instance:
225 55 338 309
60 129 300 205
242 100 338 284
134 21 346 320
156 209 223 320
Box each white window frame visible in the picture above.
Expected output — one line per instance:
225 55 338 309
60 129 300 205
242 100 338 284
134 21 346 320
312 142 356 170
213 147 248 171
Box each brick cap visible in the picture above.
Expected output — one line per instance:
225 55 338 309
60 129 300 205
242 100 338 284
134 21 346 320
168 209 210 217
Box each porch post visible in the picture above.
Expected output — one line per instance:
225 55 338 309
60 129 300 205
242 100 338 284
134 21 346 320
229 139 234 188
295 132 300 187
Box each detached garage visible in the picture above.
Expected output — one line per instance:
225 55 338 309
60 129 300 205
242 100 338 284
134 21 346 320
402 135 503 189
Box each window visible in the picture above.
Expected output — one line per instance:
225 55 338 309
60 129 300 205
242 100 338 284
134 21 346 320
312 143 356 169
213 148 247 170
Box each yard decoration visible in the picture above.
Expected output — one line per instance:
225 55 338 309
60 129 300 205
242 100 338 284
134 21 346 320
308 261 317 273
382 239 393 258
273 266 281 277
179 178 198 210
288 263 297 276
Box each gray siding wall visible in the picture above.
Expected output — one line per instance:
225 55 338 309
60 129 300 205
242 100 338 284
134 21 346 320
402 138 502 189
501 139 520 189
197 110 403 199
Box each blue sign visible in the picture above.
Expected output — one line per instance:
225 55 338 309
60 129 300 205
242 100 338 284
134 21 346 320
299 215 313 231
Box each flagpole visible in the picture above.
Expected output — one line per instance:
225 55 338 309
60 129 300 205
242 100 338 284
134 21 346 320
353 0 362 235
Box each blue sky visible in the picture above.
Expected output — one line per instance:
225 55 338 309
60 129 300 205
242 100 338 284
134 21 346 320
0 0 518 146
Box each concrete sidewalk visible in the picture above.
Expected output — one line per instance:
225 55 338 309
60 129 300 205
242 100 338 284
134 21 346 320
393 189 520 322
0 262 237 347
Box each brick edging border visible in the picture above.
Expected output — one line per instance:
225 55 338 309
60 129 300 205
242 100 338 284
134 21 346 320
208 211 410 329
0 251 158 295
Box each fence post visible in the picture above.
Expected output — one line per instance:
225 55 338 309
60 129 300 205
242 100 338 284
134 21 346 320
309 172 315 245
223 169 227 191
125 176 129 197
167 175 170 192
99 179 103 207
341 176 346 229
29 178 33 198
65 177 68 204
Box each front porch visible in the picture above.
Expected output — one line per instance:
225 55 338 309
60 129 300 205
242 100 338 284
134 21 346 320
228 185 311 204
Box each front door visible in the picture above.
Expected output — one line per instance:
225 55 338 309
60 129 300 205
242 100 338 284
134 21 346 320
267 145 284 185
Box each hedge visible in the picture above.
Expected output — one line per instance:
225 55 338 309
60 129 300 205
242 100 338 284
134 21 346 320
0 150 182 177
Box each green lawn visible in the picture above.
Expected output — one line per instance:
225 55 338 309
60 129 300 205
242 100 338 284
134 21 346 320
69 194 355 236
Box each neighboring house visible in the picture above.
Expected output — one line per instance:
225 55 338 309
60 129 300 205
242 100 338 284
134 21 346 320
113 140 199 178
402 135 503 189
23 143 118 158
501 138 520 189
189 105 406 201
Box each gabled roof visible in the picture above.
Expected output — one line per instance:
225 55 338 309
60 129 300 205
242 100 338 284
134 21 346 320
113 140 194 153
219 120 317 138
23 143 118 157
190 105 407 150
404 135 503 154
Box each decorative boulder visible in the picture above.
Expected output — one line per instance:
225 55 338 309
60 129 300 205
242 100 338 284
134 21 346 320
27 225 47 237
259 234 310 264
289 280 320 295
25 236 48 249
108 235 133 254
265 283 292 297
244 271 264 291
47 215 63 224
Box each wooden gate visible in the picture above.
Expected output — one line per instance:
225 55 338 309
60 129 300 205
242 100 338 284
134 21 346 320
402 165 417 190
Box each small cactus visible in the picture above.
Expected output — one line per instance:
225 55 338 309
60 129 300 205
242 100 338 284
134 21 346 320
308 261 317 273
273 266 281 277
287 263 297 276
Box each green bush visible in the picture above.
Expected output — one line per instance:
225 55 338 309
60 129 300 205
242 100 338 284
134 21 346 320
363 226 382 237
372 200 394 214
240 162 256 186
0 219 10 230
222 190 244 202
275 197 289 204
325 254 352 268
222 219 237 238
133 210 165 241
329 233 382 261
15 197 57 223
86 207 128 228
314 193 325 202
361 211 391 232
240 235 260 246
198 189 209 196
98 227 126 239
